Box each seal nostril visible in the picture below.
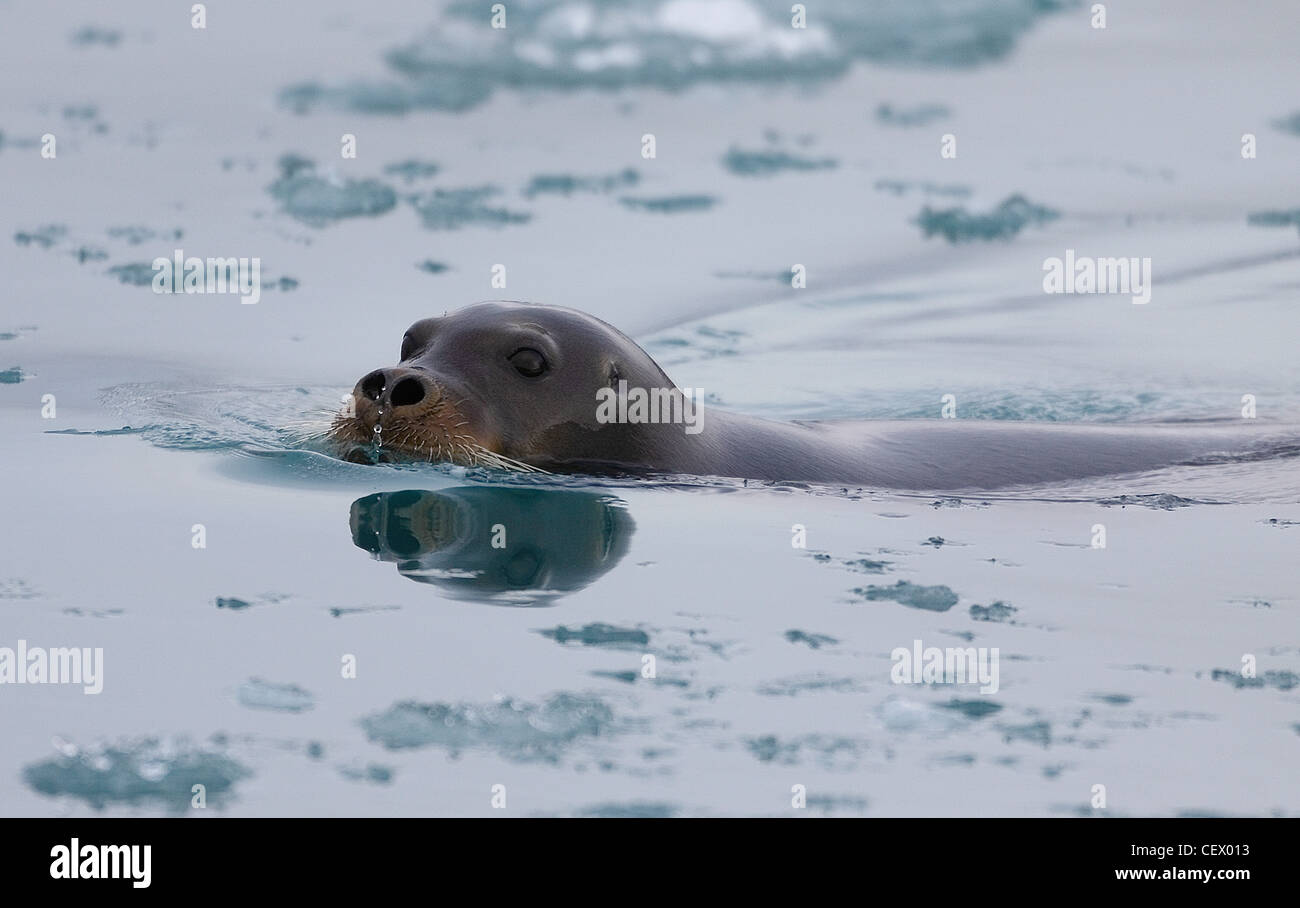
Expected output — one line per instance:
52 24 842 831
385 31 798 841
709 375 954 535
359 370 387 402
389 376 426 408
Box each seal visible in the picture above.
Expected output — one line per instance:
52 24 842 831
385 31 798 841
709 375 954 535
330 301 1294 491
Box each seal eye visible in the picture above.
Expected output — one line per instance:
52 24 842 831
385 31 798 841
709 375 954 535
509 347 547 378
400 333 416 362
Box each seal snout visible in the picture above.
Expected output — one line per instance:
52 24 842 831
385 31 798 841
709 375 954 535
355 367 435 413
332 363 499 466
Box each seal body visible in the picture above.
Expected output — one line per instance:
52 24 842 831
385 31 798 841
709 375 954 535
331 301 1294 491
530 409 1284 489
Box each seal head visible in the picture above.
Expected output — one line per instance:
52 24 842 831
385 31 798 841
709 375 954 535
331 301 675 471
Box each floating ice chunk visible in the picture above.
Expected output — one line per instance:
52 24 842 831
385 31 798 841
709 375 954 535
236 678 315 712
285 0 1065 114
722 147 837 176
23 736 250 809
619 194 718 213
407 186 531 230
360 693 616 762
856 580 959 612
268 155 397 226
915 194 1060 243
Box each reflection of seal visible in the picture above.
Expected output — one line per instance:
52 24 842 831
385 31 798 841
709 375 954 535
332 301 1292 490
349 486 633 603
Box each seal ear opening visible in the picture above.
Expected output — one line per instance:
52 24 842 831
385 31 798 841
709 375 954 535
607 361 622 389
